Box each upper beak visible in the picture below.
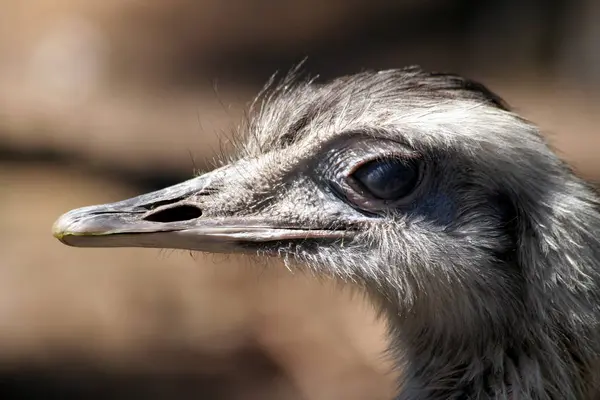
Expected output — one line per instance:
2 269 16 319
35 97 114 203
52 170 349 253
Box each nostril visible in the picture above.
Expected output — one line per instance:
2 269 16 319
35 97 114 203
143 205 202 223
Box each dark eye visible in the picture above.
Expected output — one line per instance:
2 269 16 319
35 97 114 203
352 158 420 200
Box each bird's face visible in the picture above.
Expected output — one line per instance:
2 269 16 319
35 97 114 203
53 70 554 316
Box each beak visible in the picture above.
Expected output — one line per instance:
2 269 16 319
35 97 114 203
52 170 349 253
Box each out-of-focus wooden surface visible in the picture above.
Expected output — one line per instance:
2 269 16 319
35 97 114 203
1 1 599 399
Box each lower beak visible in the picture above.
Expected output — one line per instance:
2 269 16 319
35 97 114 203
52 173 348 253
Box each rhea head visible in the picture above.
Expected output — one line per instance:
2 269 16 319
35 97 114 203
52 67 587 349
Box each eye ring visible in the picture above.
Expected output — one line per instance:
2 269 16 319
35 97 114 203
343 155 425 210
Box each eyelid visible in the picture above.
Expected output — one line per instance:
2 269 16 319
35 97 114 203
346 151 420 177
317 136 416 177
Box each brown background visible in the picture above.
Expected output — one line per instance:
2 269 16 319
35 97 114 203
1 1 599 399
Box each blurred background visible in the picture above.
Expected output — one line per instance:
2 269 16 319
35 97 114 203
1 1 599 399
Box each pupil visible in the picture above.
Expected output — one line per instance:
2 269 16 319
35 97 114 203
353 158 419 200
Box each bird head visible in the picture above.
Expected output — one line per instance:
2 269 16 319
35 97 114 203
53 68 594 329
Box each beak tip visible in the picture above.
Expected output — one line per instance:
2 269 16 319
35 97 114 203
52 214 71 243
51 205 140 247
52 210 86 245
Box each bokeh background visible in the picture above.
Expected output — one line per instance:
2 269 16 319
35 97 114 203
1 1 599 399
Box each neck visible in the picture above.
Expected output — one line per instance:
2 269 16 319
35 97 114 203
373 273 600 400
392 318 585 399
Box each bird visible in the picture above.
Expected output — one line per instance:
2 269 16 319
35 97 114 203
52 66 600 399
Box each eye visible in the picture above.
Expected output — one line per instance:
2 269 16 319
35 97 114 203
351 158 420 200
